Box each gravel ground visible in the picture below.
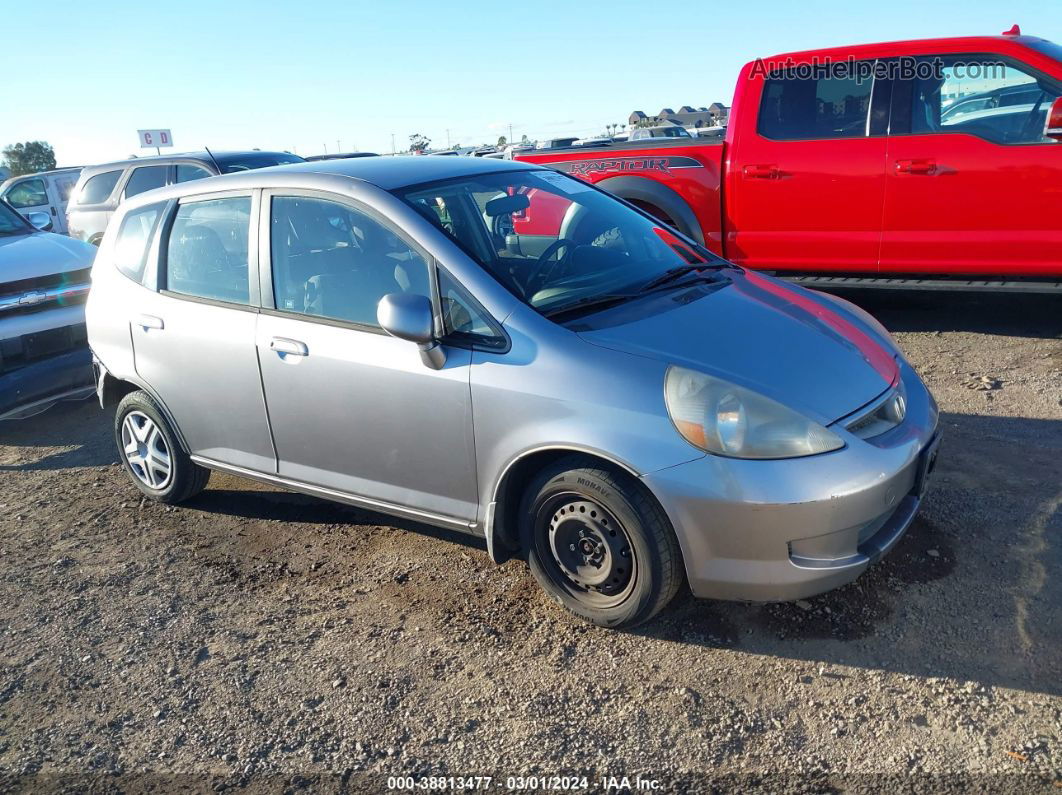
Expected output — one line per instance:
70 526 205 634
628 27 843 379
0 290 1059 793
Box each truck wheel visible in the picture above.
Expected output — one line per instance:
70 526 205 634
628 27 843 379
114 391 209 504
520 456 683 628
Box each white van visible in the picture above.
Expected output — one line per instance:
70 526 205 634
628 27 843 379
0 167 83 235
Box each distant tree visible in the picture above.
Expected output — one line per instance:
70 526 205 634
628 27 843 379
520 134 530 144
496 135 507 147
408 133 431 154
2 141 56 176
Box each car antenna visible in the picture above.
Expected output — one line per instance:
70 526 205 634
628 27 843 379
204 146 223 174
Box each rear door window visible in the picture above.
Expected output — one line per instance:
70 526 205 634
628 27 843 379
5 178 48 208
124 165 168 198
166 196 252 305
758 64 875 139
78 170 122 205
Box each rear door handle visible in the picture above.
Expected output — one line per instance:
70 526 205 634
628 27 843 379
895 159 937 175
742 164 780 179
270 337 308 357
135 314 164 330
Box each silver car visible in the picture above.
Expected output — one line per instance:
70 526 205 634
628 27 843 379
86 157 940 628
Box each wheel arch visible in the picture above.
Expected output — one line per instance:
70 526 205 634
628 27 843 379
484 445 644 565
99 369 192 455
595 175 705 245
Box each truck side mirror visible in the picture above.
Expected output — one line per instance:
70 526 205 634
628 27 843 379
1045 96 1062 142
25 211 52 231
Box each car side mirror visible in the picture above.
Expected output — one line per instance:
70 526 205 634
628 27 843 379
25 211 52 231
1045 96 1062 141
377 293 446 369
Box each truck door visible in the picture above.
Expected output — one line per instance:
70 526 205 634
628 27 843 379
725 59 889 273
3 176 53 227
881 54 1062 276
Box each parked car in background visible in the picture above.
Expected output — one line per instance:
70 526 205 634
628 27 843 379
1 167 82 235
87 156 938 628
517 30 1062 289
67 150 305 245
0 199 97 420
304 152 379 161
536 137 579 149
571 135 612 147
629 125 694 141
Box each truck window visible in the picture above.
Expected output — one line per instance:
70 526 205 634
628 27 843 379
910 56 1061 144
5 178 47 208
758 67 873 140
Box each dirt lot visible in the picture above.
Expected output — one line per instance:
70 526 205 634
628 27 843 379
0 290 1059 793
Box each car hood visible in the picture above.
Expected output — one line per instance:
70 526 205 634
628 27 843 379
577 269 899 425
0 231 97 283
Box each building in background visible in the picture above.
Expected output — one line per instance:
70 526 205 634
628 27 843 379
629 103 729 130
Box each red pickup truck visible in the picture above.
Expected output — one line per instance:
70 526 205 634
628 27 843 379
516 29 1062 289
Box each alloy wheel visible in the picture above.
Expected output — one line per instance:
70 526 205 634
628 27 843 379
121 411 172 490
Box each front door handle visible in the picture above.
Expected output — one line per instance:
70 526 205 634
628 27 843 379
270 337 308 357
135 314 164 330
895 159 937 175
742 163 781 179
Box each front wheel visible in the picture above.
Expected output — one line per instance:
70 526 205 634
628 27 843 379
521 456 683 628
114 390 209 504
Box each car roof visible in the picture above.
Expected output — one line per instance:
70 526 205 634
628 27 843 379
0 167 82 188
79 150 295 175
247 154 538 191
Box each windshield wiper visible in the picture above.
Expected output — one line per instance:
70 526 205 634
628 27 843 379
542 292 641 319
639 264 714 291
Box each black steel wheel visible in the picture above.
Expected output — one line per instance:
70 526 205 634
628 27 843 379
521 455 683 628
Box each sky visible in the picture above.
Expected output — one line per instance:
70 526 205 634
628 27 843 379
2 0 1059 167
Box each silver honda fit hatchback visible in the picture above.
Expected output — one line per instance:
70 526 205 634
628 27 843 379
87 157 940 628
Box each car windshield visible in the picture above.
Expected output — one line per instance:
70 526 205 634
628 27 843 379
396 169 728 317
0 200 30 236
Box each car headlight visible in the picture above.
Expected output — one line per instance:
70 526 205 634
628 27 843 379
664 366 844 459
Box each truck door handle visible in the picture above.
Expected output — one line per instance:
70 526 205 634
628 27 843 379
270 337 308 357
895 159 937 175
135 314 164 330
743 164 780 179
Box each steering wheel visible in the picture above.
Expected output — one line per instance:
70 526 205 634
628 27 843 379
525 238 577 294
1017 90 1048 143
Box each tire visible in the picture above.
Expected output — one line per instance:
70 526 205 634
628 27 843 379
520 455 683 628
114 391 209 504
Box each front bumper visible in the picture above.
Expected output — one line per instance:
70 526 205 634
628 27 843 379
0 308 94 419
642 361 939 602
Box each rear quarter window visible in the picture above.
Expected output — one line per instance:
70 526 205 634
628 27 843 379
78 170 122 205
114 203 165 282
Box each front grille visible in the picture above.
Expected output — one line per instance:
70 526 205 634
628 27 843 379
1 267 91 295
843 381 907 440
0 268 92 317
